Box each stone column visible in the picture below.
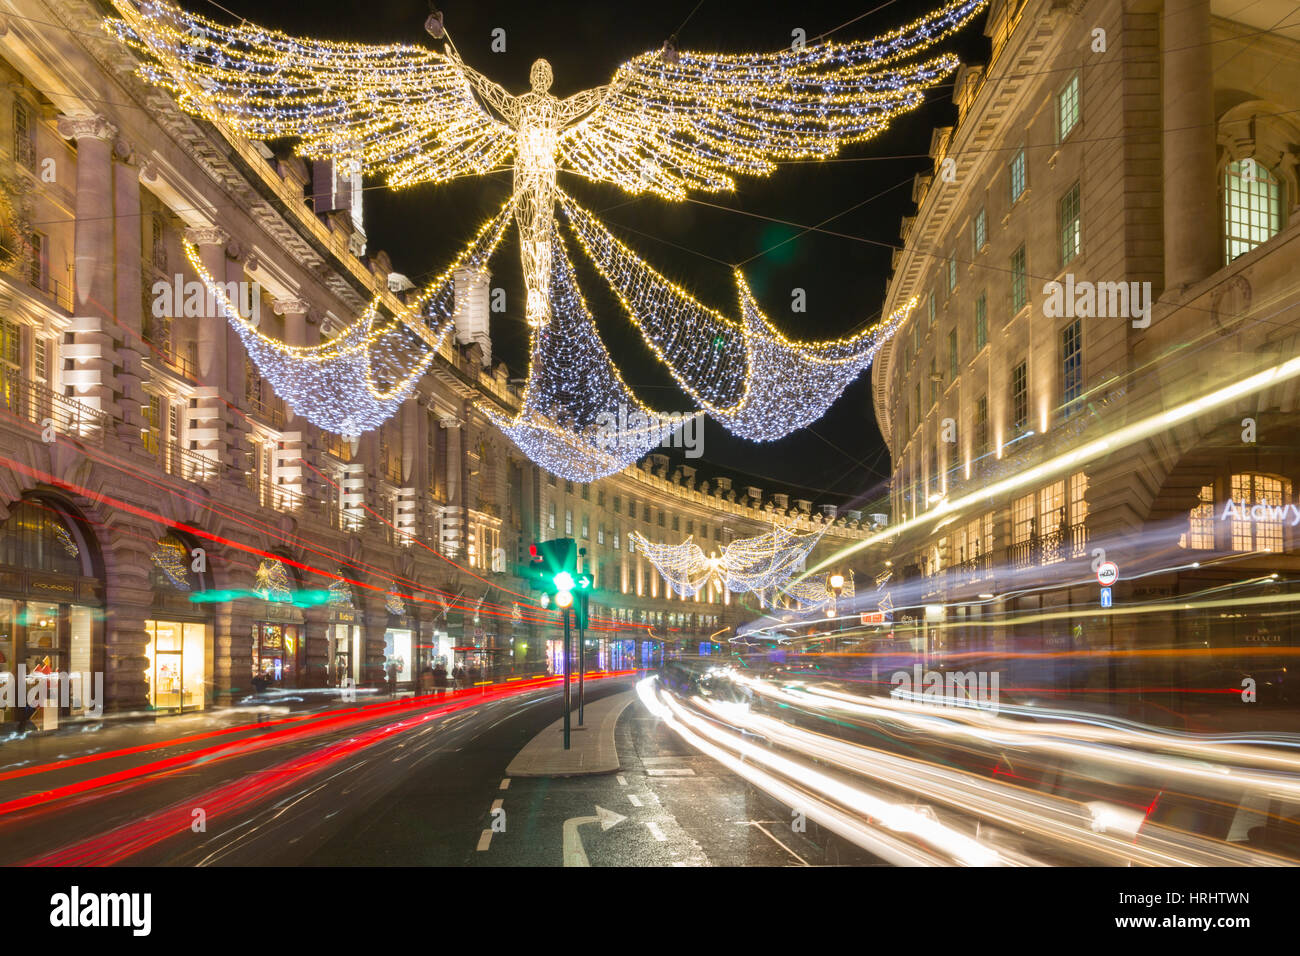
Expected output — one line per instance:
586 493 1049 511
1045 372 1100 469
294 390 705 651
272 297 310 502
57 114 118 423
112 141 147 446
440 415 464 559
185 227 233 475
1161 0 1220 291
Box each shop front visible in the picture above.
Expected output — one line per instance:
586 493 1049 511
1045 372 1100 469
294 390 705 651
383 613 414 688
251 604 304 687
145 533 213 712
327 605 362 687
0 497 104 720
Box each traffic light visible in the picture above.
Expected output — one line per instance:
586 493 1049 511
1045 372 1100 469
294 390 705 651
526 539 593 625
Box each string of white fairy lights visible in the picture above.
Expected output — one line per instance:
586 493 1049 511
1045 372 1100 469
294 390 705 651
631 521 829 599
114 0 984 472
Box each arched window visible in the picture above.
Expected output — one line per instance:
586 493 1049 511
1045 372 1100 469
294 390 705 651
0 498 91 577
1224 159 1284 263
1229 472 1292 553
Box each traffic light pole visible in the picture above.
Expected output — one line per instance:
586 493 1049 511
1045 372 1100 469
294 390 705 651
562 607 572 750
577 609 585 727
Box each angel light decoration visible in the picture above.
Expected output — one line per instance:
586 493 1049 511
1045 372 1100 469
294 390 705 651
108 0 988 479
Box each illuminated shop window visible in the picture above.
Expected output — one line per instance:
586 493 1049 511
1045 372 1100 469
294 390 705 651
1182 484 1215 550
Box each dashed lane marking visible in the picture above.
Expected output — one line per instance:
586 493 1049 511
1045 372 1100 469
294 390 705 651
476 830 492 852
645 822 667 842
627 794 643 807
500 778 511 790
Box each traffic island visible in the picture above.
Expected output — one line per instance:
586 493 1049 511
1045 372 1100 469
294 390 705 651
505 688 636 777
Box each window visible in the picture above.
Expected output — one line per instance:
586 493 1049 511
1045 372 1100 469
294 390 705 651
1012 493 1035 545
151 215 168 272
914 383 921 426
1061 318 1083 410
1224 159 1283 263
1010 244 1027 312
1009 148 1026 203
547 503 556 530
974 395 989 458
975 292 987 349
643 504 650 522
1069 472 1089 555
1230 473 1290 552
929 358 939 406
581 483 590 501
598 524 606 546
973 206 987 252
672 515 680 531
613 527 621 550
948 329 958 381
946 256 957 293
1 317 20 370
1057 73 1080 142
28 231 45 289
613 495 622 514
597 491 605 507
581 514 589 539
1059 181 1081 266
1038 479 1065 564
565 480 573 495
13 100 35 170
1011 360 1028 432
927 292 936 326
911 319 920 356
1183 484 1214 550
657 510 665 527
929 443 939 493
565 509 573 536
33 336 47 382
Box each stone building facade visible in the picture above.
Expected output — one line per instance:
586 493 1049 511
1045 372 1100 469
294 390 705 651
871 0 1300 690
0 0 870 717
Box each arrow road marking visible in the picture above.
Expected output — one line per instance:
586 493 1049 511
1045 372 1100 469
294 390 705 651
562 805 627 867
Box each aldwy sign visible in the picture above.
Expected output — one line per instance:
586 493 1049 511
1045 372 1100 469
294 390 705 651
1219 498 1300 526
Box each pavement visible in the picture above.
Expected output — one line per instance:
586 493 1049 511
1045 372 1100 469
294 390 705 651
505 689 634 777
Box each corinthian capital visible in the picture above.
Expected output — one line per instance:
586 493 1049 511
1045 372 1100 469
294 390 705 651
56 113 118 143
184 225 229 247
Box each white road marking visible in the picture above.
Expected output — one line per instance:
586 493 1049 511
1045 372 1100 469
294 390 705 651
500 778 511 790
627 794 643 807
476 830 493 851
616 775 627 786
745 822 810 866
646 821 667 841
491 799 504 812
646 768 695 777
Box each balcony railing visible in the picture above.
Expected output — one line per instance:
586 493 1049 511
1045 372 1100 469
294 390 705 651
245 472 306 511
1 367 110 444
247 394 285 429
147 439 218 484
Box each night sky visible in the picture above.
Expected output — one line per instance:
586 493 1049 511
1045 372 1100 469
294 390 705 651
227 0 991 507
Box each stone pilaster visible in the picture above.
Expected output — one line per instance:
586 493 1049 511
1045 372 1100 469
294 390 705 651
1161 0 1219 291
57 114 119 422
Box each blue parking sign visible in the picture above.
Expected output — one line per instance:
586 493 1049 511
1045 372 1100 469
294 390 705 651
1100 587 1112 608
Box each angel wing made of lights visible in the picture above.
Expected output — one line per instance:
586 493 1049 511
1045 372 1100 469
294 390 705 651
111 0 988 478
631 521 829 600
